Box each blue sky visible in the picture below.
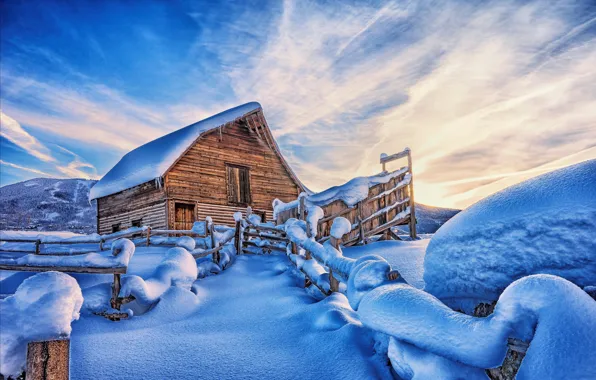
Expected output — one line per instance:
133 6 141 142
1 0 595 208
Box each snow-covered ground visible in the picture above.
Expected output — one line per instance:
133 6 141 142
0 246 392 379
69 253 390 379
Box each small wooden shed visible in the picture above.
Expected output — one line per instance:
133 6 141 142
90 102 305 234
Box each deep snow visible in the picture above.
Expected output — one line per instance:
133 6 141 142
424 159 596 307
358 274 596 379
69 254 391 379
343 240 428 289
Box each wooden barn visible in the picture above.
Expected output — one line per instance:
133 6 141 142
89 102 305 234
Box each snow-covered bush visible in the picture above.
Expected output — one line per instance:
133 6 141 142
424 160 596 307
1 272 83 377
358 274 596 379
176 236 196 251
119 247 198 314
197 259 221 278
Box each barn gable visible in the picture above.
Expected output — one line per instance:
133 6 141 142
165 108 303 225
90 102 303 201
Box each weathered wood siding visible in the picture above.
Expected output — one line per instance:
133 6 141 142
165 112 301 226
96 180 167 234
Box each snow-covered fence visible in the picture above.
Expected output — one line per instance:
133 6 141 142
274 147 416 245
0 227 148 255
0 220 224 256
0 239 136 319
240 209 289 255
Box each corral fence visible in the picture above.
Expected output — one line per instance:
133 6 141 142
275 148 417 246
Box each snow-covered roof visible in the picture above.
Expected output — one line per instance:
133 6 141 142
90 102 263 200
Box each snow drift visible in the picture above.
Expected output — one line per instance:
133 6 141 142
0 272 83 377
424 160 596 306
119 247 198 314
359 274 596 379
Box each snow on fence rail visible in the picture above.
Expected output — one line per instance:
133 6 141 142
274 147 417 245
0 220 225 256
0 239 136 321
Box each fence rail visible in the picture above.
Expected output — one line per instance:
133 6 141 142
0 221 224 255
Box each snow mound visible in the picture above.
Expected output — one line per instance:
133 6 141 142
1 272 83 377
358 274 596 378
119 247 198 314
89 102 261 200
176 236 196 251
424 160 596 305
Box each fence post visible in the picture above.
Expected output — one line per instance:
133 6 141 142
357 202 367 245
407 149 417 240
234 220 242 255
146 227 151 247
209 221 216 249
329 236 341 292
35 239 41 255
27 339 70 380
329 268 340 293
110 274 121 310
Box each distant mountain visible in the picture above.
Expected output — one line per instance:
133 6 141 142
395 203 460 234
0 178 97 233
0 178 459 235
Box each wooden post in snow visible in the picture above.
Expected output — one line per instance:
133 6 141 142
146 227 151 247
328 236 341 292
234 220 242 255
27 339 70 380
407 149 417 240
209 221 216 249
110 273 122 310
35 239 41 255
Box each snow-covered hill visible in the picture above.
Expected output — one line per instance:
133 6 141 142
394 203 460 234
0 178 97 233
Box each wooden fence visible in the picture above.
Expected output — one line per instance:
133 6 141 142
0 219 234 320
275 148 417 246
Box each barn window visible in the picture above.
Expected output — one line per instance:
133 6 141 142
112 223 121 233
131 219 142 228
226 164 251 205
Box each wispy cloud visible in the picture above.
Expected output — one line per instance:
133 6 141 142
219 0 596 207
0 111 98 180
0 160 53 177
0 111 55 162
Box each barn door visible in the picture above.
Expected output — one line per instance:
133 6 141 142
174 202 195 230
